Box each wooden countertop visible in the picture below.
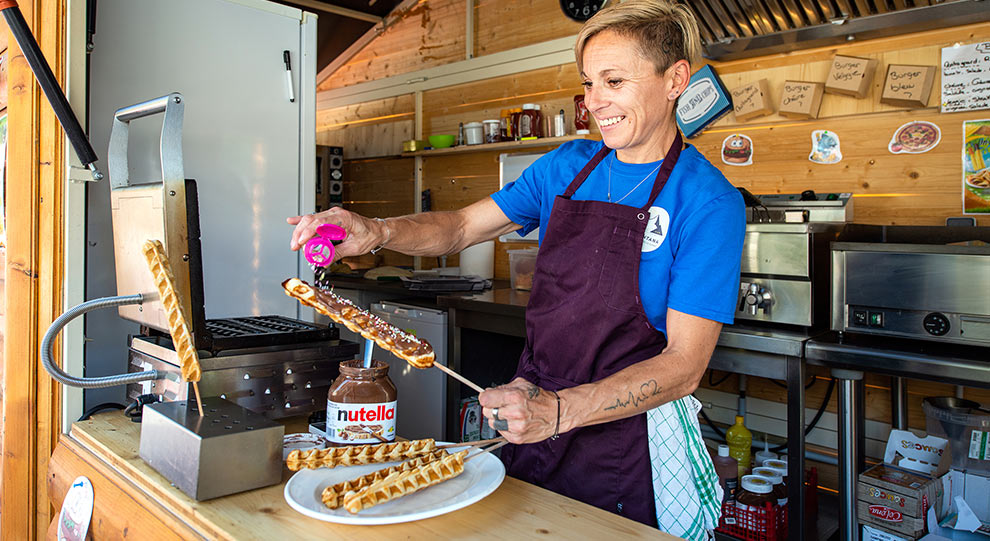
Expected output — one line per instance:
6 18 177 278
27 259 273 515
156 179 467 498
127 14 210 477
55 412 676 540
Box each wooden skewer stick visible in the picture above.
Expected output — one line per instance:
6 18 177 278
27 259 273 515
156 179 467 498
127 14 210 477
432 362 485 394
192 381 205 416
466 439 509 462
437 437 505 449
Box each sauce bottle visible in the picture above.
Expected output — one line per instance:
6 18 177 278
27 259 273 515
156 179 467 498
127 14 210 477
712 444 739 504
735 475 775 535
574 95 590 134
726 415 753 479
752 466 787 507
754 436 777 468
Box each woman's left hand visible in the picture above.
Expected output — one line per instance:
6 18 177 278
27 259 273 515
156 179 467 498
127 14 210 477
479 377 559 444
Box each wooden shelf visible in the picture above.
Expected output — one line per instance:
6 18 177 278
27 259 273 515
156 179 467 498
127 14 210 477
402 134 598 157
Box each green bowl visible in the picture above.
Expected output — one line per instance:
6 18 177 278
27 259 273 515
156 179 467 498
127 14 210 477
428 134 456 149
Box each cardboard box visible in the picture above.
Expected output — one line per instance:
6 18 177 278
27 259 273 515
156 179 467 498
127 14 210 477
881 64 936 108
825 55 879 98
675 64 733 138
730 79 774 121
858 430 950 538
859 463 944 537
778 81 824 119
865 523 913 541
459 397 480 442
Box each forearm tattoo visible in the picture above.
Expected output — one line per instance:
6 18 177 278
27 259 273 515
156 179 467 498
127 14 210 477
526 383 541 399
603 380 662 412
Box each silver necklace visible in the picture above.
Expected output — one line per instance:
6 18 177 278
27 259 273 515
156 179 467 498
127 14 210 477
607 154 663 204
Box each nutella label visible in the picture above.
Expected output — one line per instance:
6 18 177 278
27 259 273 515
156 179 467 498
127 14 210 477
327 400 396 444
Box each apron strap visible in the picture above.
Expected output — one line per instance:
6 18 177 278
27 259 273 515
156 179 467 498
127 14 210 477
562 144 612 198
640 130 684 212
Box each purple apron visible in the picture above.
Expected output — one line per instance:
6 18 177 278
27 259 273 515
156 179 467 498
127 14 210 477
500 132 684 527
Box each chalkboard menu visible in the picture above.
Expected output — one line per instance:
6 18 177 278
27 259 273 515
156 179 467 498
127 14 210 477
941 41 990 113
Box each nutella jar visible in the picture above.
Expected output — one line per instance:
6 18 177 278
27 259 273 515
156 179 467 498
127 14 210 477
327 359 397 445
735 475 775 535
752 466 787 507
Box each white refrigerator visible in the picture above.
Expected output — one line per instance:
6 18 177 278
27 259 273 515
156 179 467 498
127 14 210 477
84 0 317 407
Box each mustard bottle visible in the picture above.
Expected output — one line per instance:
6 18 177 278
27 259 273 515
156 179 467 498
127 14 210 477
726 415 753 479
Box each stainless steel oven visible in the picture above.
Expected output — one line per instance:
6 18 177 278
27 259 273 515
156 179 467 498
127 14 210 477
831 238 990 346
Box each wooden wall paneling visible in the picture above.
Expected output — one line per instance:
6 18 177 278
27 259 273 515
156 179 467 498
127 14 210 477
47 439 199 541
318 0 467 92
317 119 414 159
316 94 415 131
1 0 67 539
689 108 990 225
474 0 583 57
342 157 416 268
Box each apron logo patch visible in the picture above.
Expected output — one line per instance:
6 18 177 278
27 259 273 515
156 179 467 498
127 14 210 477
642 207 669 253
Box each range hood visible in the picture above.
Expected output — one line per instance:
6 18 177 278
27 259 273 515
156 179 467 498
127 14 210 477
684 0 990 61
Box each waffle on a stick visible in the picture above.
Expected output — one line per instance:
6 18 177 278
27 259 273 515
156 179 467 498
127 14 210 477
285 439 438 471
141 240 201 382
321 450 448 509
342 450 469 514
281 278 435 369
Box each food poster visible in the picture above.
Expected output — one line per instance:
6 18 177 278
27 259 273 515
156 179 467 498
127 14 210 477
964 119 990 214
721 134 753 166
889 121 941 154
809 130 842 164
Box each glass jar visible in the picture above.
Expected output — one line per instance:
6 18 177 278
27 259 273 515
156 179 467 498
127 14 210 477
482 120 500 144
326 359 397 444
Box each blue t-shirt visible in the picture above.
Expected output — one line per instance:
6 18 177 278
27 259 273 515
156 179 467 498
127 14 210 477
491 140 745 335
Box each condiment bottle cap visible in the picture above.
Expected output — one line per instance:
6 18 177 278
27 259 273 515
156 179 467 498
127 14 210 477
718 444 730 457
763 465 788 479
740 475 773 494
522 103 536 109
764 458 788 472
752 467 782 485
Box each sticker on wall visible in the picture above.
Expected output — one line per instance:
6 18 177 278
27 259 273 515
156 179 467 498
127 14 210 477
721 134 753 166
57 476 94 541
889 121 941 154
963 119 990 214
809 130 842 164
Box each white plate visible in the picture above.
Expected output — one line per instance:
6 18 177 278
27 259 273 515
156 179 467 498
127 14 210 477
283 444 505 525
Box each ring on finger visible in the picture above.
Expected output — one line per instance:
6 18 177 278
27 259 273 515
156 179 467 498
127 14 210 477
492 407 500 421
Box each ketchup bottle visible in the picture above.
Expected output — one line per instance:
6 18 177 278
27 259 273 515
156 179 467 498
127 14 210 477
574 95 590 134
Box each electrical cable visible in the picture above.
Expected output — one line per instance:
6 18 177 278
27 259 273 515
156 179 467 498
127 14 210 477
77 402 125 422
708 369 732 387
769 375 818 390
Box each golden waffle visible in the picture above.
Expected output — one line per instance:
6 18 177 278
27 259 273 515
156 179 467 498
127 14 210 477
141 240 201 382
282 278 435 368
285 439 437 471
342 449 468 514
321 450 448 509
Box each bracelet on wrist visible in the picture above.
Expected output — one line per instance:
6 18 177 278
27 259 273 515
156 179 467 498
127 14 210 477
370 217 391 254
550 390 561 440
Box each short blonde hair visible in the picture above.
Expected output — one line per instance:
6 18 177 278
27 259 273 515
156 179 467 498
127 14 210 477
575 0 703 75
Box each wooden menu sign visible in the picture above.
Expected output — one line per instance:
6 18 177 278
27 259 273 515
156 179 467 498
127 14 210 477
880 65 936 108
941 41 990 113
825 55 878 98
779 81 824 119
731 79 773 121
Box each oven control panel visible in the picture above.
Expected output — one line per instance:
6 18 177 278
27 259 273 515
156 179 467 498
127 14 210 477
845 305 990 346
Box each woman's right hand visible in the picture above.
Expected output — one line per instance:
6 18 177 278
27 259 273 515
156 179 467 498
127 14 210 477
286 207 386 261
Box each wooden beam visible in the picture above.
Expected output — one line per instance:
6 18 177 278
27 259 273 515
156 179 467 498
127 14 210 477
315 0 422 86
1 0 66 539
286 0 380 23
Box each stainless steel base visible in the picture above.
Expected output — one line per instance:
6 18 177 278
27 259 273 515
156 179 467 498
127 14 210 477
127 335 359 419
139 396 283 501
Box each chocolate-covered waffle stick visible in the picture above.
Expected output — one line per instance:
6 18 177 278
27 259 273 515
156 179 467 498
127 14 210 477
282 278 486 392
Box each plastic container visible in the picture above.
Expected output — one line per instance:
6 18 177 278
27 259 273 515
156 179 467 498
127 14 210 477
482 120 500 144
464 122 484 145
508 247 539 290
519 104 542 139
713 444 739 504
752 467 787 507
726 415 753 479
923 396 990 474
735 475 776 537
754 437 777 468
